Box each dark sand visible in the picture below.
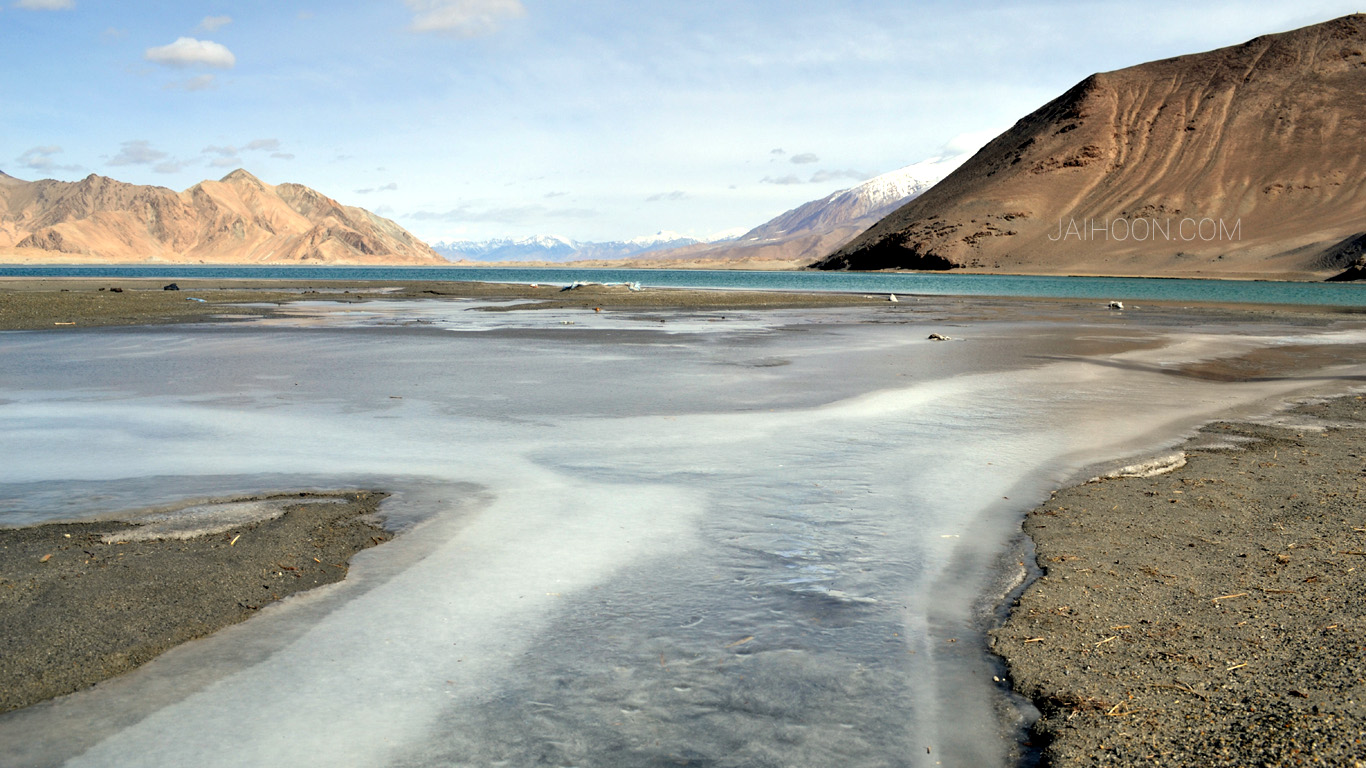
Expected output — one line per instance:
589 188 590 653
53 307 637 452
993 395 1366 766
0 491 390 714
0 278 883 330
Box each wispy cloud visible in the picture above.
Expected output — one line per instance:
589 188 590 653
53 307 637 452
153 159 188 174
195 15 232 33
101 141 187 174
646 190 687 202
165 74 218 91
789 153 819 165
408 202 596 225
107 140 168 167
198 139 289 169
406 0 526 37
14 0 74 10
17 145 82 173
145 37 237 69
355 183 399 194
761 168 871 185
809 169 870 183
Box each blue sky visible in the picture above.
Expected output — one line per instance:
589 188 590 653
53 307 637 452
3 1 1362 244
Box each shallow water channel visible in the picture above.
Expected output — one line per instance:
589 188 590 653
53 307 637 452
2 297 1364 767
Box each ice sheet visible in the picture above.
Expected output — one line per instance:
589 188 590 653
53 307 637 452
1 304 1364 767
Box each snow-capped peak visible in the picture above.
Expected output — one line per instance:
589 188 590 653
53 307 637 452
838 152 971 208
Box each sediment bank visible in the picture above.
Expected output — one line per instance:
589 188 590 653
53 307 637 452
0 491 390 713
0 278 882 330
993 395 1366 766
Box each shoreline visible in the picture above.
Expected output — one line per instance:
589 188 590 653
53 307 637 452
2 276 1362 334
992 394 1366 766
0 278 889 331
0 491 391 714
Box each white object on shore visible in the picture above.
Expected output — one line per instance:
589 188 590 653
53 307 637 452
889 294 898 302
1090 452 1187 482
1108 301 1124 310
101 497 346 543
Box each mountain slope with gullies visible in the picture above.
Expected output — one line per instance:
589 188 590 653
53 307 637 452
815 14 1366 280
0 169 443 265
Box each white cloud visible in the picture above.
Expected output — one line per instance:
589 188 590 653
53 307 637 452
195 15 232 33
789 153 819 165
144 37 236 69
107 140 168 167
408 203 596 224
406 0 526 38
245 138 281 152
14 0 74 10
271 152 296 160
17 145 82 173
646 190 687 202
809 169 870 183
761 168 871 185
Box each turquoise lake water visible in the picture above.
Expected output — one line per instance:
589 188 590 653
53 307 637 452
3 264 1365 307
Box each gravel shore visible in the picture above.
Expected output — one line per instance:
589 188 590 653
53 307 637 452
0 491 390 713
0 278 881 330
993 395 1366 766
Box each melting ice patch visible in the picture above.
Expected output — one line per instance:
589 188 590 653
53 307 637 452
101 497 348 543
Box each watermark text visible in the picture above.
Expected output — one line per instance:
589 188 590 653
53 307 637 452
1048 217 1241 242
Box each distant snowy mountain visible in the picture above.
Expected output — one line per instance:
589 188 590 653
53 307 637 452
736 154 969 245
430 153 969 267
432 232 703 263
619 152 973 267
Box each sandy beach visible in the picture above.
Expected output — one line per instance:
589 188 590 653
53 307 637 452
993 395 1366 766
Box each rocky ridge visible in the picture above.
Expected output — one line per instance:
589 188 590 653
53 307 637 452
0 169 443 265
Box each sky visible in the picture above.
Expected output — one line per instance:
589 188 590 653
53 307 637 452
3 1 1363 245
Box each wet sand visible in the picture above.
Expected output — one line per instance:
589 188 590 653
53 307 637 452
0 278 883 330
0 491 390 714
993 395 1366 766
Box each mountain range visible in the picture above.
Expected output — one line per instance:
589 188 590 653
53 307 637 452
545 154 970 269
432 232 706 263
0 169 443 265
816 13 1366 280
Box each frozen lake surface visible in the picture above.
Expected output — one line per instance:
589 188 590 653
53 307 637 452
2 297 1364 767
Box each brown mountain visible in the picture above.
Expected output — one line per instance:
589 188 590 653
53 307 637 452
815 14 1366 280
0 169 443 265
